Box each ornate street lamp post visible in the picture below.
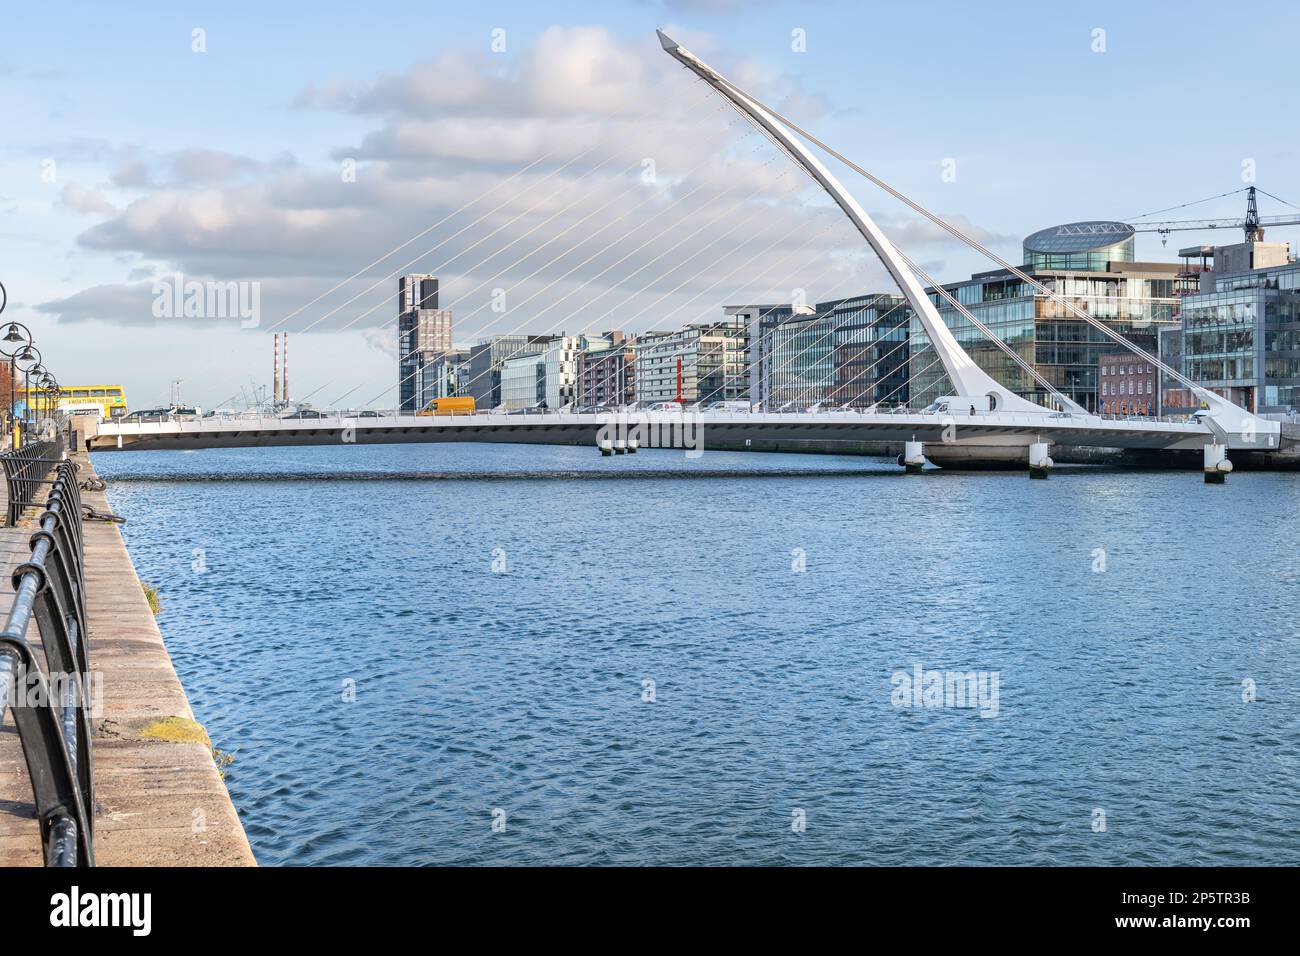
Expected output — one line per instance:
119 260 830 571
0 313 31 449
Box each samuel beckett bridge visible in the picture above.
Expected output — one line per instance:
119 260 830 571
84 32 1287 481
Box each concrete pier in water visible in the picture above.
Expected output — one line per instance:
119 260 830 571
0 450 253 866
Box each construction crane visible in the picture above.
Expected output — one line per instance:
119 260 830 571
1129 186 1300 245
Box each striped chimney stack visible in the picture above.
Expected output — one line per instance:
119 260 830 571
272 333 289 404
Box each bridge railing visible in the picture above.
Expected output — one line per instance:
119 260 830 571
0 457 95 865
1 440 63 527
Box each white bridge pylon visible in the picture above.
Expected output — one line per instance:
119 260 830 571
657 30 1281 451
657 30 1043 415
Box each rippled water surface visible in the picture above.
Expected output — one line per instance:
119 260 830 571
91 443 1300 865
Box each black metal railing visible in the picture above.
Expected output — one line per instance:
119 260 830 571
0 459 94 865
2 440 60 526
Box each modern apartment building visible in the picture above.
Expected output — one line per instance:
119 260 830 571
498 335 612 410
397 274 453 413
576 332 636 407
633 319 748 404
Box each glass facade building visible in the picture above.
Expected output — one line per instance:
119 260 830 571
1162 259 1300 413
753 295 910 408
462 335 555 410
397 274 452 413
908 264 1186 410
1022 221 1135 272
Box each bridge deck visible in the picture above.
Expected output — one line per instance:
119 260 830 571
87 409 1237 454
0 453 254 866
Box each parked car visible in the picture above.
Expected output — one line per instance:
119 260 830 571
120 408 174 423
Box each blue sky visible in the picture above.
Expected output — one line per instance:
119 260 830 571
1 0 1296 409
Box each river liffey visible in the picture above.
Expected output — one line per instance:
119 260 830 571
92 443 1300 865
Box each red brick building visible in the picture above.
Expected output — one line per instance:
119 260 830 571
1097 352 1157 415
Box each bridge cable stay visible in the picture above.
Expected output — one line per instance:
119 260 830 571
366 158 797 409
336 152 765 407
198 118 692 414
375 203 854 414
424 161 918 416
362 132 853 411
294 144 617 336
431 95 742 332
336 71 911 414
337 136 750 407
269 149 592 336
265 150 556 334
345 60 977 416
350 113 776 407
286 84 732 342
269 82 723 341
477 134 925 412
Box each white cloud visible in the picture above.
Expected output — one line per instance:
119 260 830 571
38 26 985 345
59 183 116 216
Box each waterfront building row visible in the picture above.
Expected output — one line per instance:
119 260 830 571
397 219 1300 416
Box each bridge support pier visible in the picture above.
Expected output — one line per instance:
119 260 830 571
627 438 638 454
614 438 627 455
1028 442 1053 479
598 437 613 457
1204 443 1232 483
900 440 925 474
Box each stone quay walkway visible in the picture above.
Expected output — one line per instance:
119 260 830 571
0 449 254 865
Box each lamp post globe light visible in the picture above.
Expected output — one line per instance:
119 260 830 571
15 347 41 428
20 353 46 435
0 321 34 448
39 372 55 417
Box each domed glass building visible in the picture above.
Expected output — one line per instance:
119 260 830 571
1022 221 1135 271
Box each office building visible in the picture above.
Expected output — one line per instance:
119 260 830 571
908 222 1189 410
742 296 910 409
418 348 469 408
462 335 556 410
1159 239 1300 414
497 335 612 410
397 274 453 413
